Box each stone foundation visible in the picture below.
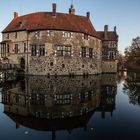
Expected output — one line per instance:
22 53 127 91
28 56 102 75
102 61 117 73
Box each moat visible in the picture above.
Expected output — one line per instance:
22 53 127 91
0 72 140 140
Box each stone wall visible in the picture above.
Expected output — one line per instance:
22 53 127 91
102 61 117 73
27 30 102 75
1 30 118 75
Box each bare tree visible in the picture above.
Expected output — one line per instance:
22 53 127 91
124 36 140 71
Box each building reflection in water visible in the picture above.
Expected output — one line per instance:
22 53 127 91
2 74 117 140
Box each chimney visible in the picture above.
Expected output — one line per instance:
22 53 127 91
104 25 108 40
69 4 75 15
86 12 90 19
14 12 18 19
52 3 56 16
114 26 116 33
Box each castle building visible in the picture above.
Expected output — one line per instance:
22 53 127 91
0 3 118 75
98 25 118 73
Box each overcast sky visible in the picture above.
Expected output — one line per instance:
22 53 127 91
0 0 140 53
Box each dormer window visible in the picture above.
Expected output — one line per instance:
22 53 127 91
19 21 25 28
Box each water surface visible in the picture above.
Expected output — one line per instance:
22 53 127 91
0 73 140 140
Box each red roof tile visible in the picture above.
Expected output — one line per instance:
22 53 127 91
2 12 99 38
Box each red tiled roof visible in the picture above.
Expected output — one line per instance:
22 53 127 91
5 111 93 131
97 31 118 41
2 12 99 38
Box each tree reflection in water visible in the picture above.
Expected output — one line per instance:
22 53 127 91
1 74 117 140
123 72 140 105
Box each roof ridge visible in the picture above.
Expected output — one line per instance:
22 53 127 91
17 11 88 19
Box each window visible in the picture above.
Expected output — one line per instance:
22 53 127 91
81 47 86 57
112 43 117 48
84 34 88 40
108 42 117 48
57 45 63 56
7 34 9 39
19 21 25 28
54 94 71 105
80 92 92 103
47 30 54 37
56 45 71 56
1 46 3 57
82 34 88 40
31 44 45 56
15 32 17 38
35 31 40 38
24 43 26 52
4 44 6 56
31 45 37 56
89 48 93 58
7 44 9 53
15 44 18 54
39 45 45 56
108 51 115 59
1 44 6 57
63 32 71 38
